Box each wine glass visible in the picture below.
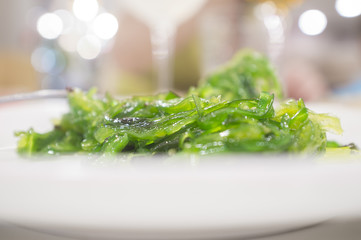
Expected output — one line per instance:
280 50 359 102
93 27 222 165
122 0 207 92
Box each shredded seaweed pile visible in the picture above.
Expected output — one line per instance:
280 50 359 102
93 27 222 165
16 50 345 156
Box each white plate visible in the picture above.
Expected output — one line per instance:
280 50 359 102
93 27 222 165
0 99 361 240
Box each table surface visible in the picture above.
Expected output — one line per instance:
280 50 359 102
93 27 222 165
1 218 361 240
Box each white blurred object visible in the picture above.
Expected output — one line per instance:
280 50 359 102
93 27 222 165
35 0 120 60
255 1 286 68
298 10 327 36
122 0 206 26
32 0 121 90
76 35 102 60
37 13 63 39
335 0 361 18
54 9 75 35
72 0 99 22
93 13 119 40
122 0 207 92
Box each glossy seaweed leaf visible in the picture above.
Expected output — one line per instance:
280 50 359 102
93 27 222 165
16 49 346 156
16 89 343 156
190 49 283 101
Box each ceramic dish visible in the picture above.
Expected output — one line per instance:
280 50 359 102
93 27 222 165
0 99 360 240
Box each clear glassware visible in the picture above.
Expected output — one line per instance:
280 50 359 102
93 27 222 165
199 0 299 93
122 0 207 92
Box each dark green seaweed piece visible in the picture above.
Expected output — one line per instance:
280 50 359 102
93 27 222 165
189 49 283 101
16 49 345 156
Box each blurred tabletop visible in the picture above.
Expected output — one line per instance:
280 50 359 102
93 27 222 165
1 218 361 240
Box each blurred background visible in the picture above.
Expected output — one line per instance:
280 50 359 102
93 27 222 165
0 0 361 101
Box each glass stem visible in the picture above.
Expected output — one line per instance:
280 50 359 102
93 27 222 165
150 22 176 93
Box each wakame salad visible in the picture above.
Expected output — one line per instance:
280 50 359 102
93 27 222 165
16 50 351 156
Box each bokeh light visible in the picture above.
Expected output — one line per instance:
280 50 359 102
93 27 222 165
93 13 119 40
254 1 277 20
58 34 79 53
37 13 63 39
298 10 327 36
58 21 87 53
54 9 75 34
335 0 361 18
76 35 102 59
31 47 57 72
73 0 99 22
34 1 117 61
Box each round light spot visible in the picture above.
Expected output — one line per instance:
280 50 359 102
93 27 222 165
54 9 75 34
31 47 56 72
58 21 88 52
335 0 361 18
254 1 277 20
58 34 79 52
93 13 119 40
76 35 102 60
73 0 99 22
298 10 327 36
37 13 63 39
